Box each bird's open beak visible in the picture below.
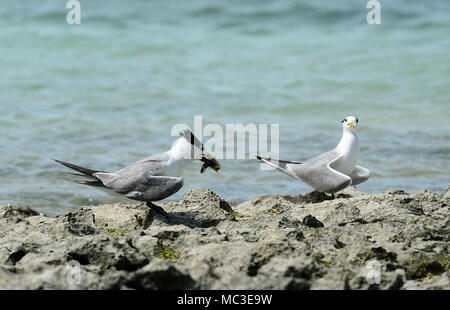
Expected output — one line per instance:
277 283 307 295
200 156 221 174
348 120 356 128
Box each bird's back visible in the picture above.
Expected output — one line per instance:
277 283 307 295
114 152 171 178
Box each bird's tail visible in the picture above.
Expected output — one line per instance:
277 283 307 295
256 155 302 168
256 155 280 169
256 155 304 180
53 158 107 188
52 158 103 177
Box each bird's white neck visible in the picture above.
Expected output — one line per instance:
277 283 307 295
336 130 359 153
167 137 193 160
332 130 360 175
161 138 194 177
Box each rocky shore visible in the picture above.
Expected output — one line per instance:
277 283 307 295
0 186 449 290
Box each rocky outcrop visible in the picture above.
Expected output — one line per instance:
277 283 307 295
0 186 448 290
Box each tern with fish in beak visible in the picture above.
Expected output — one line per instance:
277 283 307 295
53 129 221 216
256 116 370 197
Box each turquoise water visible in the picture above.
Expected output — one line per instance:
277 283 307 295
0 0 449 214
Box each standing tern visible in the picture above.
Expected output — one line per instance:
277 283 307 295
54 129 221 216
257 116 370 196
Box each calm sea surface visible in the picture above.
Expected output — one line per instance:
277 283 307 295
0 0 449 214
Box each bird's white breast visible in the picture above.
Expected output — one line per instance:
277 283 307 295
333 132 360 176
157 138 194 177
158 157 192 177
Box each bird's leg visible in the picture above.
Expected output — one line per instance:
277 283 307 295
146 202 169 218
331 193 335 199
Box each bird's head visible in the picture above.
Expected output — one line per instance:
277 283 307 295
341 115 359 132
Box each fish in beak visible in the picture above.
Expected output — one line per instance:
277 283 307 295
200 156 221 174
179 128 222 174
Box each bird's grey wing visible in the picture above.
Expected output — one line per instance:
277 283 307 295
92 152 170 193
93 170 183 201
349 165 370 185
116 152 171 178
125 176 184 202
287 150 352 193
93 171 139 193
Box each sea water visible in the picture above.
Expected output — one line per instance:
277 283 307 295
0 0 449 213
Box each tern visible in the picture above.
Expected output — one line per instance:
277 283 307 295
54 129 221 216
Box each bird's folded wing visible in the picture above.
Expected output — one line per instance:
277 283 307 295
132 152 171 170
349 165 370 185
287 151 352 193
93 172 137 193
116 156 169 179
125 176 184 201
93 161 162 189
94 168 184 200
138 175 183 187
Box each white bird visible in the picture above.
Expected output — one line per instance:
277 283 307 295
54 129 221 216
257 116 370 196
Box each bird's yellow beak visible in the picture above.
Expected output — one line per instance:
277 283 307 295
348 120 356 128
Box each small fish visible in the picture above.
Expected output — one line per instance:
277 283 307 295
200 156 221 174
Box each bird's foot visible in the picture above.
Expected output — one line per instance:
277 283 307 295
146 202 169 218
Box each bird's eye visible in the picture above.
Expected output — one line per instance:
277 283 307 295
341 118 347 123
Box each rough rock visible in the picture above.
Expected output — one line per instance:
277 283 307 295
0 186 448 290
